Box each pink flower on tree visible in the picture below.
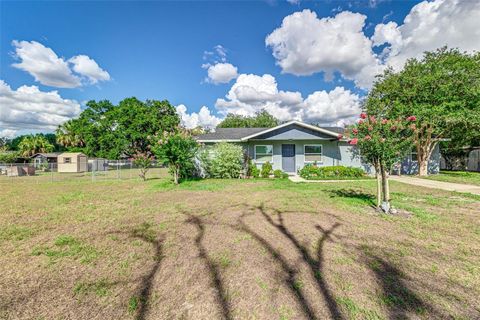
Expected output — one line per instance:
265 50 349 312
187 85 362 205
352 128 358 135
369 116 376 123
348 138 358 145
358 119 364 124
368 126 373 131
381 119 388 124
364 135 372 141
407 116 417 121
360 113 367 119
337 134 343 140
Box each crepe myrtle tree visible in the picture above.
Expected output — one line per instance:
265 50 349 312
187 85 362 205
152 129 198 185
132 151 154 181
366 48 480 176
343 113 415 213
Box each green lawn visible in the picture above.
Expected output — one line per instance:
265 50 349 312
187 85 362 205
1 171 479 319
423 170 480 186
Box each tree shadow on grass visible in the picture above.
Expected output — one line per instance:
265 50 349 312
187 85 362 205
328 189 376 208
237 213 318 320
107 223 164 320
363 253 437 320
255 205 344 320
185 214 232 320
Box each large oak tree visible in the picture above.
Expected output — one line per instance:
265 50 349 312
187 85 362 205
57 98 180 159
217 110 279 128
366 48 480 175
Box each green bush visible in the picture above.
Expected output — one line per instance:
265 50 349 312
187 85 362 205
0 152 19 163
202 142 244 179
152 131 198 184
261 161 273 178
273 169 289 179
251 164 260 178
299 165 365 180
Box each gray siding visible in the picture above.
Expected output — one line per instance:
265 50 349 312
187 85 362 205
203 139 441 175
400 143 440 175
245 140 370 173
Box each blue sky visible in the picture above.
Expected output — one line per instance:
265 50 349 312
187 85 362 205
1 0 479 136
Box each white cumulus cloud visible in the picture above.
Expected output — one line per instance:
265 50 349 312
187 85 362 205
266 0 480 89
176 104 221 130
0 129 17 139
301 87 361 126
373 0 480 69
205 63 238 84
69 55 110 84
215 73 361 126
265 10 382 89
11 40 110 88
0 80 81 133
202 45 239 85
12 40 81 88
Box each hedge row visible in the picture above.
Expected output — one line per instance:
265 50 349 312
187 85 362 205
299 165 365 180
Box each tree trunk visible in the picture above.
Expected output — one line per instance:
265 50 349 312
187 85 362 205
418 158 428 176
415 126 439 176
173 165 179 185
140 168 147 181
375 162 382 209
173 170 178 184
380 162 390 213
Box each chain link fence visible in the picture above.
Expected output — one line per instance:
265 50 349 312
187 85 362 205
0 160 167 184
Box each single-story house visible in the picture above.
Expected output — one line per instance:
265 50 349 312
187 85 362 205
196 120 440 175
31 152 61 169
57 152 88 173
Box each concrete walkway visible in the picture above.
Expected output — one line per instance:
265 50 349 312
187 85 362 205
390 176 480 195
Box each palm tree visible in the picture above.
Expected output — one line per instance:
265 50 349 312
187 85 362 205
56 121 84 147
18 135 54 157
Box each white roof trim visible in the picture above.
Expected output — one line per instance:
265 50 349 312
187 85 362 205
239 120 341 141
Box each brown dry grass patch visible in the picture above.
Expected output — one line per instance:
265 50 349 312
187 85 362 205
0 173 479 319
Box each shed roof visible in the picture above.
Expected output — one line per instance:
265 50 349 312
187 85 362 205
58 152 87 157
31 152 61 158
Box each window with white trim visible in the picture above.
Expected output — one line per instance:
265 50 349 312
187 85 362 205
304 145 322 162
255 145 273 163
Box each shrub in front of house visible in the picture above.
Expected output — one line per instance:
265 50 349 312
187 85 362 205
251 166 260 178
202 142 244 178
261 161 273 178
247 159 260 178
273 169 289 179
299 165 365 180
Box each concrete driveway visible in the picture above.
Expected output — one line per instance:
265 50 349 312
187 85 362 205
390 176 480 195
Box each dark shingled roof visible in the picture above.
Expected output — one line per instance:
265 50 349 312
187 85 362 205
196 125 345 141
196 128 267 141
31 152 62 158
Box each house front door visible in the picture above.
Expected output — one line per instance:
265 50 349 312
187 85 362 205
282 144 296 173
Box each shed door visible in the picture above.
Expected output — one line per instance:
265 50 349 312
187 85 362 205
282 144 296 173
